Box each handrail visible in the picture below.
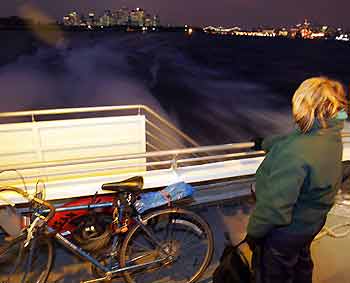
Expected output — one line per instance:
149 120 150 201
0 150 265 182
146 119 186 149
146 132 180 150
0 142 256 172
0 105 144 118
141 105 200 147
0 104 200 149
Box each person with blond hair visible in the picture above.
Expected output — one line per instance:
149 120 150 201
246 77 348 283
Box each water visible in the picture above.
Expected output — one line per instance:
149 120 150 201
1 30 350 145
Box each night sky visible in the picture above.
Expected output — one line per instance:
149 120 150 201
1 0 349 28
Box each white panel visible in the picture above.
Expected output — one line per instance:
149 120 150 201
39 117 144 150
0 115 146 192
0 125 36 162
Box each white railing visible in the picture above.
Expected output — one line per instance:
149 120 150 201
0 105 200 151
1 106 350 205
0 143 263 181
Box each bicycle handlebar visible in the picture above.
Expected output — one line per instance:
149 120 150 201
0 186 56 223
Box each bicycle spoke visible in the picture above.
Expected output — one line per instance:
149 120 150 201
181 232 199 247
138 222 164 251
131 238 154 252
127 250 158 263
164 215 177 242
182 237 208 251
172 261 192 282
121 209 213 283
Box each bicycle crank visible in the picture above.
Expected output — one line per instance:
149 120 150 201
80 272 112 283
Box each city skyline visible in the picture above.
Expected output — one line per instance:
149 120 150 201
1 0 350 29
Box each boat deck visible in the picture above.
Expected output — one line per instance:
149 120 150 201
8 185 349 283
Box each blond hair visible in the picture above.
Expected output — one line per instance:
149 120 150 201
292 77 347 133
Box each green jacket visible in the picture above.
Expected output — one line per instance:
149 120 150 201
247 119 344 238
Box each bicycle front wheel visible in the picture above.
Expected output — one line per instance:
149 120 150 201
0 233 53 283
120 208 213 283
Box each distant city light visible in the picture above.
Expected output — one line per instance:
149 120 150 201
53 12 350 41
336 34 350 41
61 7 160 29
203 19 350 42
311 32 325 38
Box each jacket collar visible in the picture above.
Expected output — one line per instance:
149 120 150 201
298 118 344 135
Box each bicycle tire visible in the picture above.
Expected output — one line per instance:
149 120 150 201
0 232 26 265
119 207 214 283
0 233 53 283
70 213 113 253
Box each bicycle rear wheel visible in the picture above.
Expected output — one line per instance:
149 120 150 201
120 208 213 283
0 233 53 283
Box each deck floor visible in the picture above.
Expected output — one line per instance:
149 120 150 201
2 195 350 283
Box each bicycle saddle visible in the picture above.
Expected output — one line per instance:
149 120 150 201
101 176 144 193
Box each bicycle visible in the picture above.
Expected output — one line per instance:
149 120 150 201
0 176 214 283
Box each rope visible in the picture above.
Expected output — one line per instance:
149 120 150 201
160 190 172 207
314 222 350 241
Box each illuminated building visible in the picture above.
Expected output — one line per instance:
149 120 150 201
62 11 81 26
152 15 160 27
86 12 96 27
100 10 113 26
144 14 153 27
62 16 70 26
115 7 129 26
60 7 160 28
277 28 289 37
130 8 145 26
300 28 312 38
299 19 312 39
288 27 299 38
71 11 80 26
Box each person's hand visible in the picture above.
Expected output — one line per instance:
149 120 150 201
245 234 263 251
252 137 264 151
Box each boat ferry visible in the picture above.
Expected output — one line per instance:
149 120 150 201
0 104 349 282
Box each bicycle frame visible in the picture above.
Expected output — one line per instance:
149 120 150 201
2 199 171 283
49 213 168 282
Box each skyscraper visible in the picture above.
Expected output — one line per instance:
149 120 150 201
100 10 113 26
115 7 129 26
130 8 145 26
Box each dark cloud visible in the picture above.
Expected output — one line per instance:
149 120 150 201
0 0 349 28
